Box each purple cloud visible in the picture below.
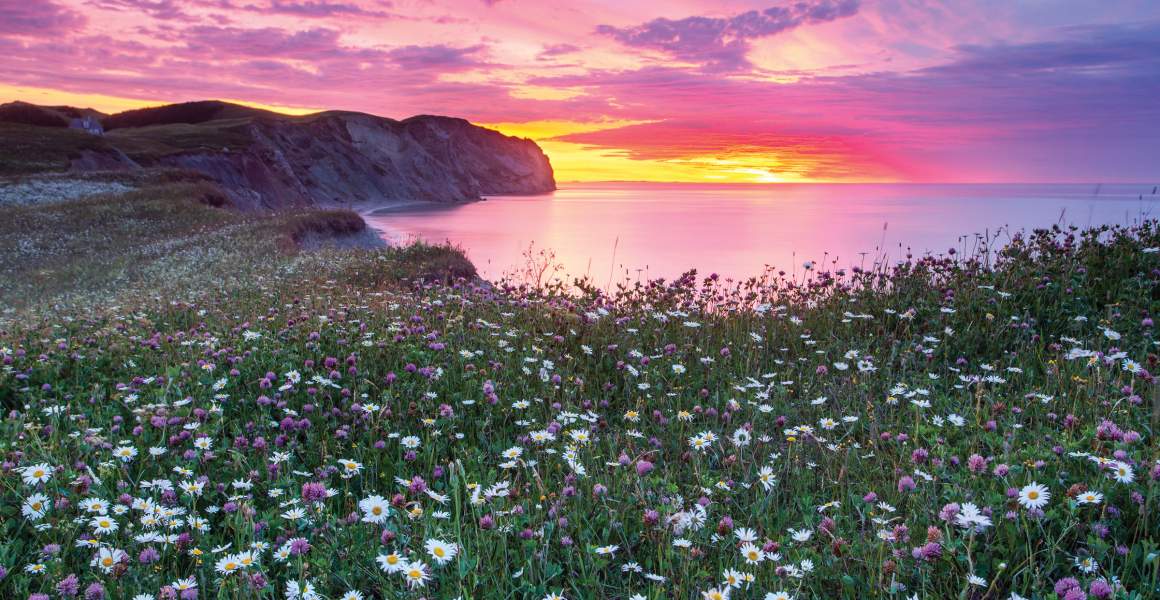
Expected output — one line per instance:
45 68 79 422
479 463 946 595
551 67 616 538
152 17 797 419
386 44 486 71
182 26 370 60
537 43 581 60
251 0 396 19
0 0 86 36
88 0 192 21
929 22 1160 76
596 0 859 71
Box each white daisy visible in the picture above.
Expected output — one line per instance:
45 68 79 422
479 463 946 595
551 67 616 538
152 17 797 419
1017 482 1050 510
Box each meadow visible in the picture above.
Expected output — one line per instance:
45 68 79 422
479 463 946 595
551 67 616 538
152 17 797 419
1 186 1158 599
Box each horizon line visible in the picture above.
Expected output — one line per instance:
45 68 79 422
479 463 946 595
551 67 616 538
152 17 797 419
555 180 1160 186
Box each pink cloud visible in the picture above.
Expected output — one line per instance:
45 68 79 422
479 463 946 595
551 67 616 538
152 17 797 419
596 0 860 71
536 43 581 60
182 26 355 58
87 0 192 21
386 44 487 71
253 0 396 18
1 0 86 36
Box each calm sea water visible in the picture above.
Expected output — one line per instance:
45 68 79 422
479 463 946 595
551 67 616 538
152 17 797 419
365 182 1159 283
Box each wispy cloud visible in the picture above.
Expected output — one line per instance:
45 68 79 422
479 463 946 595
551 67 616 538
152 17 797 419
596 0 859 71
386 43 487 71
87 0 192 21
244 0 397 19
537 43 581 60
1 0 87 36
182 26 364 59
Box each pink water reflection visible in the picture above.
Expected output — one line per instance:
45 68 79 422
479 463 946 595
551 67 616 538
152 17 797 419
365 182 1158 283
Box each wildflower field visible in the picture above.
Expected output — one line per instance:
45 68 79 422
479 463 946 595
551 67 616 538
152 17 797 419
2 211 1159 599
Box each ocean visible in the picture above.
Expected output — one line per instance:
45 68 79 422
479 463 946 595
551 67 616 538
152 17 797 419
363 182 1159 283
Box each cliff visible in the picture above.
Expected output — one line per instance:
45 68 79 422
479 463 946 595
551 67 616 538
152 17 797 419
0 100 555 209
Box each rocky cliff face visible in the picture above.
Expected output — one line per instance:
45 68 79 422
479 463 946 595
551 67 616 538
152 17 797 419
2 101 556 210
147 112 555 209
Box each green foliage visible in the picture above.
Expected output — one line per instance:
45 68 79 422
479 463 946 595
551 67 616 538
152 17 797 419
0 124 113 175
0 203 1158 599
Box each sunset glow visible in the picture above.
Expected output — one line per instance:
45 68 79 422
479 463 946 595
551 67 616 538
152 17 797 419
3 0 1158 182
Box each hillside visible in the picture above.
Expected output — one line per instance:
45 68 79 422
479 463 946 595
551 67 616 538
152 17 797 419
99 100 273 130
0 100 556 209
0 101 105 128
0 169 475 313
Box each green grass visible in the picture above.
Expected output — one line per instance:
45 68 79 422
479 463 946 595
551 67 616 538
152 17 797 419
0 124 115 176
106 120 256 162
0 174 470 317
0 186 1157 600
0 115 258 175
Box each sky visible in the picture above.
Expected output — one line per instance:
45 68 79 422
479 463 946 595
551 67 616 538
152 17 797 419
2 0 1158 183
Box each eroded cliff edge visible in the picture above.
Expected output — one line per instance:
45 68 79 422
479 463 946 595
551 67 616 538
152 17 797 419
0 100 556 210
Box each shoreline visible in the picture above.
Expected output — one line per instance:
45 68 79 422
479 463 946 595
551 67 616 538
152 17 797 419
354 196 484 247
354 201 425 248
357 199 454 217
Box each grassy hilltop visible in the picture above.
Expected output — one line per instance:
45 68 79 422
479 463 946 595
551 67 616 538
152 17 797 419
0 177 1158 599
0 170 474 314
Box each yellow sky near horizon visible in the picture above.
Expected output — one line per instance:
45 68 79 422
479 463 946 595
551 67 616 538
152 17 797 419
0 85 323 118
